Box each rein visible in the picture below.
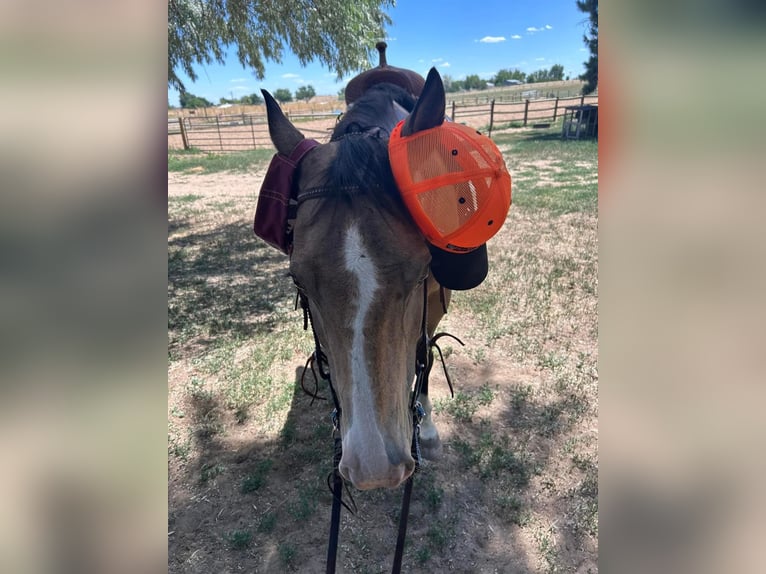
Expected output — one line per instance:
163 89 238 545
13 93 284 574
297 275 458 574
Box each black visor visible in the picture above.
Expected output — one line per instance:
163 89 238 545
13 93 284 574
428 243 488 290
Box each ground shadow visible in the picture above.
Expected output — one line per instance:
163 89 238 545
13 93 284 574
168 218 295 357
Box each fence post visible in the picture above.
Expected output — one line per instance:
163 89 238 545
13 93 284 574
451 101 456 121
216 116 223 151
523 99 530 126
488 99 495 138
178 117 190 150
250 116 256 149
580 94 585 107
553 97 560 122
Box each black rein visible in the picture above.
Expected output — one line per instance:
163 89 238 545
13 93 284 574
298 276 441 574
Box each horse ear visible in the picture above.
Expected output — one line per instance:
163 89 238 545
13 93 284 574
262 89 305 155
401 67 445 136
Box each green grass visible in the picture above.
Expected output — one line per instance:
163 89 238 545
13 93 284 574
241 459 273 493
453 431 534 485
168 148 274 173
493 127 598 216
433 382 495 422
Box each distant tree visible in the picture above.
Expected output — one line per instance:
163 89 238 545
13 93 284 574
337 86 346 100
577 0 598 93
273 88 293 103
493 68 526 84
443 75 464 93
168 0 395 92
295 85 316 101
549 64 565 81
463 74 487 90
525 69 544 84
525 65 564 84
240 92 264 105
179 91 213 109
218 97 237 105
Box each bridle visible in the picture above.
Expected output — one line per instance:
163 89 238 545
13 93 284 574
288 125 462 573
297 272 461 574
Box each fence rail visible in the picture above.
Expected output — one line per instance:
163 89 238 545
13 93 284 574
168 94 598 152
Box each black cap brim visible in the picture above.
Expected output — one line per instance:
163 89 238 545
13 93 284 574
428 243 488 290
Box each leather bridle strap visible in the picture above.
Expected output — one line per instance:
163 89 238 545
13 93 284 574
300 276 436 574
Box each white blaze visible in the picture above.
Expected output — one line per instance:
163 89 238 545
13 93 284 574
343 224 383 445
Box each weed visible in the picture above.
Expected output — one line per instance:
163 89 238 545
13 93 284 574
497 493 529 526
225 529 253 550
434 383 495 423
278 542 297 568
415 545 431 565
453 433 532 486
257 511 277 533
534 523 559 573
537 351 567 371
287 491 317 520
423 515 457 554
509 384 533 410
424 483 444 511
168 432 191 461
200 463 225 483
241 460 273 493
186 376 212 401
477 382 495 405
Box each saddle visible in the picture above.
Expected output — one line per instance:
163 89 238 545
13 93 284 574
344 42 425 105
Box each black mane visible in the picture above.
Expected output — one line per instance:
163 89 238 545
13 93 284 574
322 83 417 201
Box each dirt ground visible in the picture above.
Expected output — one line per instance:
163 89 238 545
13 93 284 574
168 152 598 573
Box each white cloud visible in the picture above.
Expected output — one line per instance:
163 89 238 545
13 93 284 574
432 57 443 63
281 73 300 79
545 24 553 30
535 57 546 61
479 36 506 43
418 59 425 63
385 36 397 41
440 62 451 68
511 34 522 40
527 27 540 33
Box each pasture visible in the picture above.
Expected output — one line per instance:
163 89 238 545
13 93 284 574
168 125 598 573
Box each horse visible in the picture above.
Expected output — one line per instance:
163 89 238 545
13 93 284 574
262 69 452 490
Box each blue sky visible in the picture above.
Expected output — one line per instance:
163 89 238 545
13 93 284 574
168 0 590 106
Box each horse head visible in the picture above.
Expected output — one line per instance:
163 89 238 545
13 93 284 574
263 69 449 490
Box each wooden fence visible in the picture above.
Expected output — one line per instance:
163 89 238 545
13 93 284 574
168 93 598 152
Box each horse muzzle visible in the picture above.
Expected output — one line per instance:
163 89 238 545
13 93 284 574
338 443 415 490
